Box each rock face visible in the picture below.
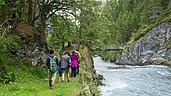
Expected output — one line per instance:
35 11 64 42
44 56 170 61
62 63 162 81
16 23 47 66
116 22 171 66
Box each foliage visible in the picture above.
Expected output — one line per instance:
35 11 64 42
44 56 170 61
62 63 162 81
0 0 170 54
0 65 14 84
0 57 18 84
0 0 171 94
0 36 20 53
30 65 47 79
95 0 171 59
46 15 74 50
0 35 20 84
96 50 122 61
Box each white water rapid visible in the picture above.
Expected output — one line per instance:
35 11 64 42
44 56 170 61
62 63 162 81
94 57 171 96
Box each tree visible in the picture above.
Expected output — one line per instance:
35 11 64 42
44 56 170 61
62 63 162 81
25 0 76 50
28 0 33 23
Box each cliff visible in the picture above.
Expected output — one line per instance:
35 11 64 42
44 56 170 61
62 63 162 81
116 21 171 67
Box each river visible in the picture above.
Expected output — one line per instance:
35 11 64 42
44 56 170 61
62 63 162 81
93 57 171 96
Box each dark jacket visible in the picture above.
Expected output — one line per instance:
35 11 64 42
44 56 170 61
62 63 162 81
46 54 58 69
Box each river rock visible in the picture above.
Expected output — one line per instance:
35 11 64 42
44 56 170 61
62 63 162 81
107 65 126 69
116 22 171 66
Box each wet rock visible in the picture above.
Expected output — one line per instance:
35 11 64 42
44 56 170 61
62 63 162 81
107 65 127 70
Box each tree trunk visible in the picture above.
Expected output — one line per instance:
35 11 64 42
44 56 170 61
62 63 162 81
61 36 65 50
67 41 71 47
77 27 81 50
39 11 46 50
28 0 33 23
77 8 83 50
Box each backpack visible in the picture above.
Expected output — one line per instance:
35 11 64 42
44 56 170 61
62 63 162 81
58 61 62 73
49 56 57 73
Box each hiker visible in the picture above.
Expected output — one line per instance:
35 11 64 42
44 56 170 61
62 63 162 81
60 52 71 83
71 51 79 77
46 49 58 89
75 49 81 75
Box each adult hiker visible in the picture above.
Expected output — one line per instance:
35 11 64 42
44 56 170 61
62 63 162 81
75 49 81 75
71 51 79 77
46 49 58 89
60 51 71 83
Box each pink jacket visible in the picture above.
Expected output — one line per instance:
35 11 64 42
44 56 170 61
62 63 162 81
71 53 78 68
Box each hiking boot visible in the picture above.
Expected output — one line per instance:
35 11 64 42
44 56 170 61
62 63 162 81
62 80 64 83
50 85 54 90
68 80 70 82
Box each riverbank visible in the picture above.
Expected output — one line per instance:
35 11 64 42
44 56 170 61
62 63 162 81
0 46 100 96
69 46 101 95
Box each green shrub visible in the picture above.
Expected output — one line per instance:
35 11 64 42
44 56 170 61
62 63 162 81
0 35 20 53
0 35 20 84
30 65 48 79
0 65 15 84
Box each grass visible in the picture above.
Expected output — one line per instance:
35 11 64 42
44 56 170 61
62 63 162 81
0 45 99 96
0 78 81 96
0 58 82 96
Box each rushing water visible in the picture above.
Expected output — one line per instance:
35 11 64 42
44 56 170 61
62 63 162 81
93 57 171 96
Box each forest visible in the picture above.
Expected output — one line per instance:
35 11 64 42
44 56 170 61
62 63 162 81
0 0 171 59
0 0 171 95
